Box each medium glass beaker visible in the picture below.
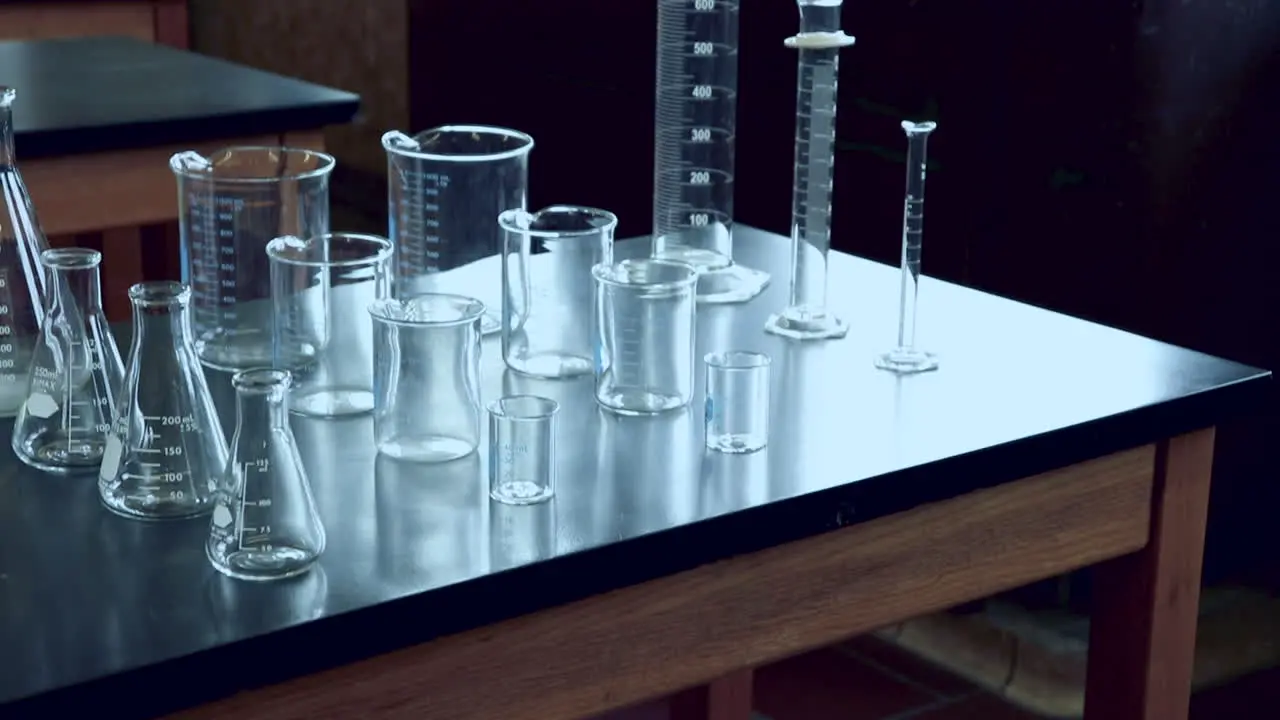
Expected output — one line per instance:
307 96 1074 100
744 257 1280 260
499 205 616 379
0 86 50 417
170 146 335 371
369 294 484 463
11 248 125 474
207 369 326 582
268 233 393 417
592 259 698 415
99 282 228 520
382 125 534 336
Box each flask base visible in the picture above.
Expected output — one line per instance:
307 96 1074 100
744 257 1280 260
208 544 320 582
694 263 771 304
13 431 107 475
596 387 689 416
505 352 593 380
874 347 939 374
377 434 477 464
764 307 849 341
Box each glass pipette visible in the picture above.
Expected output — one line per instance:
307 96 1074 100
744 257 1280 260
876 121 939 373
764 0 854 341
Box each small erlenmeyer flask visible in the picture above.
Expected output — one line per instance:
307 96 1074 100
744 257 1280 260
99 282 228 520
11 248 124 474
207 369 325 581
0 87 51 417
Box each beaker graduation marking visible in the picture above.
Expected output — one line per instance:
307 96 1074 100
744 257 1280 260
764 0 856 341
876 120 940 374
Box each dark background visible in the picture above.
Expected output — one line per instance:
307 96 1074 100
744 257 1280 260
403 0 1279 585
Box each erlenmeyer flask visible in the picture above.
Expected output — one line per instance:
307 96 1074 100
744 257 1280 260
99 282 228 520
11 248 124 474
207 369 325 581
0 86 51 416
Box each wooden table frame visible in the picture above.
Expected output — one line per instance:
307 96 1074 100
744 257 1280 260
166 428 1215 720
21 130 327 320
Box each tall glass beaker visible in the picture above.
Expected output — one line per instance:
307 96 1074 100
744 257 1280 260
382 125 533 336
169 146 335 371
499 205 616 379
0 86 50 417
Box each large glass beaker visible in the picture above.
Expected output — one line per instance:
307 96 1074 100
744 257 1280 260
169 146 335 371
382 125 533 336
0 86 50 416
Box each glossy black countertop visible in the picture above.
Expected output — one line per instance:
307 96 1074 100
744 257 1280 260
0 36 361 159
0 227 1269 717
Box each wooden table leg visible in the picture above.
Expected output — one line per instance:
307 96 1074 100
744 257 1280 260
670 670 754 720
1083 428 1215 720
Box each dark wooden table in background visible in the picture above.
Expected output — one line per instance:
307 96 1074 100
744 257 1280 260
0 35 359 320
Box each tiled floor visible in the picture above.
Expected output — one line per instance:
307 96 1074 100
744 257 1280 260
750 635 1280 719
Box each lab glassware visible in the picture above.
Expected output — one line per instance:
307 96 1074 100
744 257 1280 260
383 125 533 336
170 146 335 371
592 258 698 415
0 86 50 417
370 294 484 463
703 350 770 454
268 233 393 417
876 121 940 374
764 0 855 341
487 395 558 505
499 205 616 379
99 282 228 520
11 248 124 473
207 369 326 582
651 1 768 304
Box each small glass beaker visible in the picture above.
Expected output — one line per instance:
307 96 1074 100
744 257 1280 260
170 146 335 371
592 258 698 415
499 205 616 379
382 125 534 336
487 395 558 505
370 294 484 463
703 351 771 454
268 233 393 417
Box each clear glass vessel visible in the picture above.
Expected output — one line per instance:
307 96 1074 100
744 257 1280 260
11 248 124 474
207 369 325 581
0 86 50 416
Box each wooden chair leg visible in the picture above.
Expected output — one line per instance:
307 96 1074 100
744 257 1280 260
1083 428 1215 720
669 670 754 720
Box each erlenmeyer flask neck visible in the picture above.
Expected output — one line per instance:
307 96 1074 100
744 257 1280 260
128 281 197 352
43 248 103 314
233 369 291 432
0 88 15 166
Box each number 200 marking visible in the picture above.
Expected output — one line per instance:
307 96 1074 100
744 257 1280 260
689 171 710 184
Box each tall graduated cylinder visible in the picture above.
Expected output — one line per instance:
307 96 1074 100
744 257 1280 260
170 146 335 370
499 205 616 379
